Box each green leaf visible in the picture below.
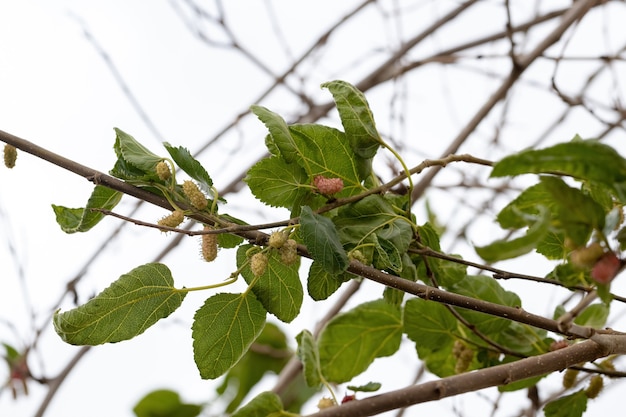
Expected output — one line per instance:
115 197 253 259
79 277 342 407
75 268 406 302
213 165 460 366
133 389 202 417
544 391 588 417
231 391 290 417
404 299 460 377
450 276 521 335
496 321 550 356
546 263 591 288
318 299 402 383
2 343 20 363
415 223 466 287
164 142 213 189
217 323 291 413
347 382 381 392
499 375 545 393
334 195 414 267
295 330 323 388
496 182 554 229
403 298 457 352
540 176 605 246
237 245 303 323
114 128 163 171
475 206 551 262
491 139 626 186
288 124 365 193
192 292 266 379
245 156 312 210
536 232 567 260
321 80 381 159
299 206 349 274
53 263 185 344
574 303 609 328
307 261 349 301
52 185 123 233
251 105 300 164
373 235 403 273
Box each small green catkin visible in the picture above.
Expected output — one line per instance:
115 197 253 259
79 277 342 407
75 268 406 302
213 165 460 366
182 180 208 210
4 144 17 168
201 226 218 262
562 368 579 389
585 375 604 399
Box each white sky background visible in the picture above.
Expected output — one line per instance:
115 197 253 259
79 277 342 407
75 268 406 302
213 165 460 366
1 1 626 416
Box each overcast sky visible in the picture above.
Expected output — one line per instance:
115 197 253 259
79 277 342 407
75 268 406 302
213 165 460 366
2 1 626 416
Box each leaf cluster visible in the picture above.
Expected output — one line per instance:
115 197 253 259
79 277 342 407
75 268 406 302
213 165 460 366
45 81 626 416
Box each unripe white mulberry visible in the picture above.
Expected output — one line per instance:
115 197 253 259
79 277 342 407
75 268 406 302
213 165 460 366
250 252 268 277
156 161 171 180
280 239 299 266
317 397 335 410
349 249 368 264
182 180 208 210
201 226 218 262
269 231 288 249
157 210 185 228
452 340 473 374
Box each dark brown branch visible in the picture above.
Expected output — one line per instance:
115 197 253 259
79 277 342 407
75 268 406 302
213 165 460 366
0 129 609 341
304 337 623 417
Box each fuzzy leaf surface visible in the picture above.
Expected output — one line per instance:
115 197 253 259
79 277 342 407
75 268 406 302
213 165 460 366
53 263 184 344
237 245 303 323
192 292 266 380
300 206 349 274
318 299 402 383
52 185 123 233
